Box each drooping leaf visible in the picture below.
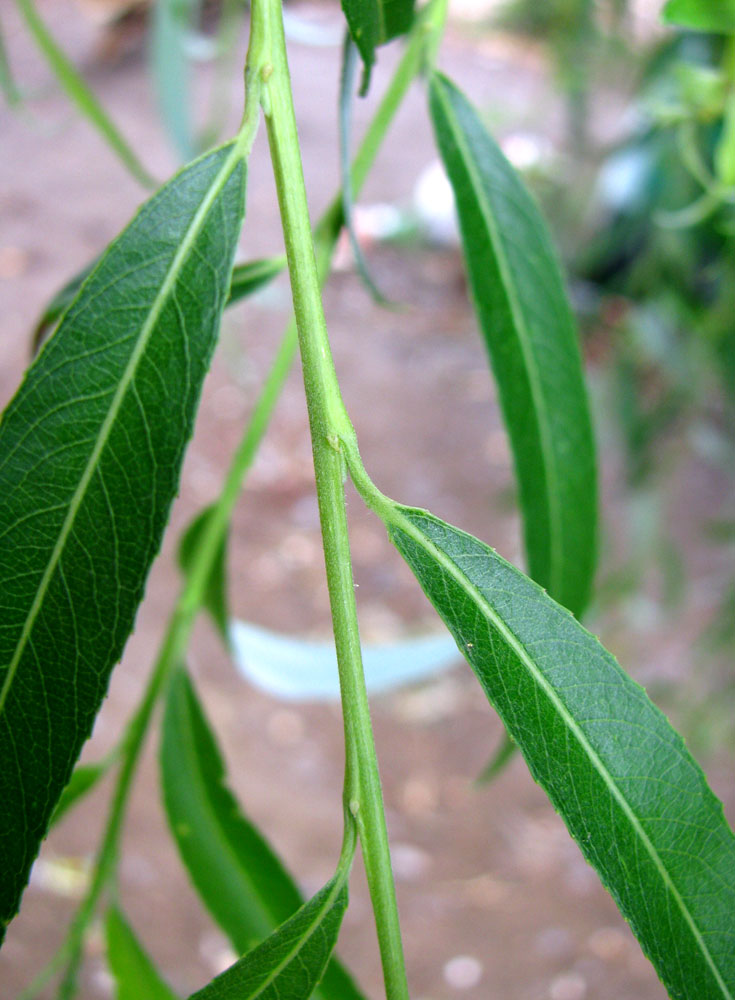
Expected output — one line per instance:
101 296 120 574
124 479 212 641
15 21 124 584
338 34 391 304
429 72 597 618
229 620 459 700
475 730 515 785
0 12 23 108
178 506 229 639
106 905 180 1000
228 255 287 305
161 669 365 1000
49 756 115 829
187 875 349 1000
662 0 735 34
151 0 202 160
30 258 99 356
31 255 285 356
384 502 735 1000
0 143 246 939
340 0 415 94
14 0 154 186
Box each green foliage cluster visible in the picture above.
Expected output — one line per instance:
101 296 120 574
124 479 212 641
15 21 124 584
1 1 734 998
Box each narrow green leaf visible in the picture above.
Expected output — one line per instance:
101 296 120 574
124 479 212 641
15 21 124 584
106 905 180 1000
151 0 202 161
340 0 415 94
30 259 99 356
161 669 365 1000
662 0 735 34
475 730 515 786
32 255 285 356
429 72 597 618
385 503 735 1000
0 143 246 939
14 0 154 186
187 876 348 1000
49 756 115 829
178 507 229 639
338 34 391 305
227 256 287 306
0 11 23 108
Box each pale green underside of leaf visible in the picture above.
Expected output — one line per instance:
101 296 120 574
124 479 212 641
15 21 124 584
187 876 348 1000
106 906 180 1000
429 72 597 618
340 0 415 93
663 0 735 33
0 143 246 938
387 504 735 1000
161 669 365 1000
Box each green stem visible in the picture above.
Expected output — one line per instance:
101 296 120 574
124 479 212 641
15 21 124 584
253 1 411 996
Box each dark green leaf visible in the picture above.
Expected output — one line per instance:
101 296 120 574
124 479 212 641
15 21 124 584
49 756 115 829
475 731 515 785
151 0 202 160
0 144 246 939
340 0 415 94
30 259 99 356
178 507 229 639
32 255 285 356
429 72 597 618
187 876 348 1000
662 0 735 33
386 503 735 1000
227 256 287 306
15 0 154 186
106 905 180 1000
161 669 364 1000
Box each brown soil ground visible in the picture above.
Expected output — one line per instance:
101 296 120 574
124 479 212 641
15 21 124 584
1 3 733 999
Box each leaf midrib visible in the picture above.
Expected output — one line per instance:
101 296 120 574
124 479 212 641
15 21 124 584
389 506 732 1000
246 879 344 1000
0 146 241 719
432 77 564 599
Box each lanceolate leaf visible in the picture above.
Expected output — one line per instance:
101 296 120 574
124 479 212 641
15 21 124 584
106 906 180 1000
161 669 365 1000
228 256 287 306
662 0 735 33
340 0 415 94
0 144 246 939
151 0 202 161
30 258 99 356
14 0 154 186
178 507 229 639
385 503 735 1000
187 876 349 1000
31 255 285 356
49 756 115 829
429 72 597 618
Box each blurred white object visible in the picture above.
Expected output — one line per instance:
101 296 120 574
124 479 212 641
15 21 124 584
413 160 459 246
229 620 460 700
